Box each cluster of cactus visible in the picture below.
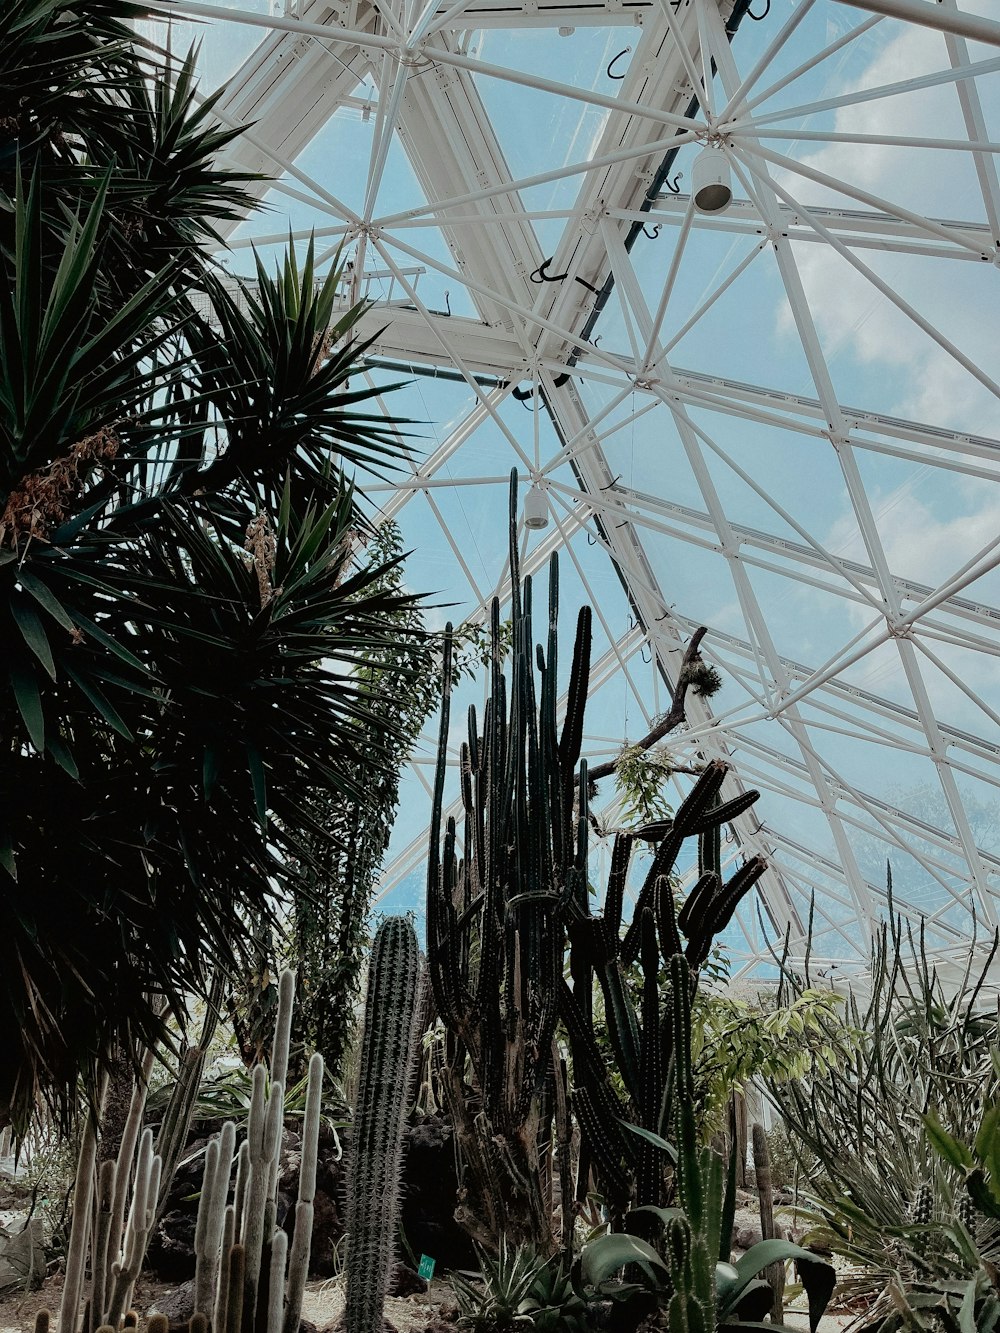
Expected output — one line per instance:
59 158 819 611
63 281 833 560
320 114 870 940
561 762 766 1218
427 470 769 1251
427 473 592 1253
343 916 422 1333
578 946 835 1330
54 968 323 1333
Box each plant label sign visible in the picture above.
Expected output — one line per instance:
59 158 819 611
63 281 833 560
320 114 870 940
417 1254 436 1281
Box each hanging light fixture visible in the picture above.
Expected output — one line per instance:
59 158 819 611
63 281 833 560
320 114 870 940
524 483 549 530
691 146 733 214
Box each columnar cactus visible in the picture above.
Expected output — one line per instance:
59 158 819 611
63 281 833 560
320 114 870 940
561 762 766 1218
344 916 421 1333
427 472 591 1252
194 1121 236 1317
282 1052 323 1333
89 1160 115 1332
105 1128 163 1327
241 1065 284 1318
59 1075 108 1333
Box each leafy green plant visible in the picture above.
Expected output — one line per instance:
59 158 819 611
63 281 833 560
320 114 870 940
768 909 1000 1326
614 742 675 828
452 1240 553 1332
692 986 855 1137
0 0 424 1135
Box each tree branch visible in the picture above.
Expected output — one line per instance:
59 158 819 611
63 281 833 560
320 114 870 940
580 626 710 786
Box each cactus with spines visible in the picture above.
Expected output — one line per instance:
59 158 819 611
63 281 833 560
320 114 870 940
241 1064 284 1318
956 1188 978 1236
89 1160 115 1332
268 1230 289 1333
105 1127 163 1327
910 1182 933 1226
428 472 593 1252
194 1122 236 1317
752 1121 785 1323
282 1052 323 1333
36 966 327 1333
561 761 766 1219
344 917 421 1333
427 470 769 1247
59 1074 108 1333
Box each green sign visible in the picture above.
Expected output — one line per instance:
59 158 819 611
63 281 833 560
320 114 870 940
418 1254 436 1281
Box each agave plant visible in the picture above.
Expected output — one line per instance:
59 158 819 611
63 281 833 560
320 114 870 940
0 1 422 1134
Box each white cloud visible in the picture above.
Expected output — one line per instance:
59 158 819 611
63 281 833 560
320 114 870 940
764 15 1000 436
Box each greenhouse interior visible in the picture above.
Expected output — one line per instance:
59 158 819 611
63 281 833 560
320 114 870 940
1 0 1000 1329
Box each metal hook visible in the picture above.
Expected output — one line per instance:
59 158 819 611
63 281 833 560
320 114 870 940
530 256 569 284
641 644 652 664
747 0 770 17
530 255 599 296
601 474 622 492
662 172 683 195
606 47 631 80
642 223 661 240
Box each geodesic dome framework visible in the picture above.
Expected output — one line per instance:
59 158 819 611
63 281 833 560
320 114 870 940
150 0 1000 976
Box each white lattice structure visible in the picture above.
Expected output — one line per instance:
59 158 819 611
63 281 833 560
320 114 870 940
151 0 1000 974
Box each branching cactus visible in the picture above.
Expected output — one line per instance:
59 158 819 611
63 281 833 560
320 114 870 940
105 1127 163 1327
427 472 591 1253
242 1065 284 1318
561 761 766 1219
194 1121 236 1317
344 917 421 1333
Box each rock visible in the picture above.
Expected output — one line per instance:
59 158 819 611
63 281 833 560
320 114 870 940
388 1262 427 1297
147 1208 197 1281
0 1218 44 1291
150 1278 195 1323
734 1225 764 1251
734 1189 754 1206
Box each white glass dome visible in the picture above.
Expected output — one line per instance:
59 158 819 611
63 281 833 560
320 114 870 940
146 0 1000 975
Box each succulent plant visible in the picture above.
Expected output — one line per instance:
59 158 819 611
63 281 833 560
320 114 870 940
344 916 422 1333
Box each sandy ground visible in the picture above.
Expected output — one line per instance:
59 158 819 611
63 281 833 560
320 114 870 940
0 1270 858 1333
0 1272 458 1333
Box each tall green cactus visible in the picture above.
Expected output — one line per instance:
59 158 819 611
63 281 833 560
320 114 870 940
561 762 766 1219
428 472 591 1253
427 470 769 1249
344 916 421 1333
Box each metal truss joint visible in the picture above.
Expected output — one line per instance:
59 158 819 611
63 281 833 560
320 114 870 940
886 617 915 641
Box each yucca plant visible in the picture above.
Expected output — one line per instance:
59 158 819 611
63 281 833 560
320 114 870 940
0 1 422 1135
